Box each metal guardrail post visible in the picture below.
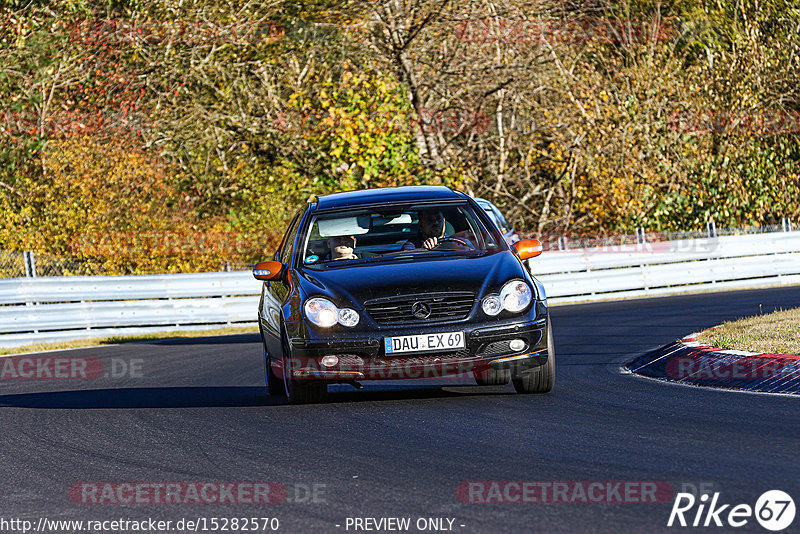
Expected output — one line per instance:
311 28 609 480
783 218 792 232
707 221 717 238
23 251 36 278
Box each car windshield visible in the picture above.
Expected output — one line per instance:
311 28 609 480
300 202 504 268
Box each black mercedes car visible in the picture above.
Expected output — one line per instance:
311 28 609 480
254 185 554 403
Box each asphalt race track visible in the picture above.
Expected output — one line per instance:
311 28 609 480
2 285 800 533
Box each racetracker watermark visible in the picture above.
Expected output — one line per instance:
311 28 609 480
666 353 800 380
0 108 146 139
1 517 281 533
280 355 482 381
68 18 285 47
457 481 674 503
69 482 326 505
456 18 675 44
0 357 143 380
668 110 800 135
68 231 267 258
535 232 720 254
272 107 491 136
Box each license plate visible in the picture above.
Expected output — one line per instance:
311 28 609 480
384 331 465 354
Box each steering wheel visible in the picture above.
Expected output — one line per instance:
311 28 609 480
433 236 477 250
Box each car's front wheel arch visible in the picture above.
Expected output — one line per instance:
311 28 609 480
512 315 555 394
280 320 328 404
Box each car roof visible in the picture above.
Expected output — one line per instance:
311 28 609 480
314 185 467 211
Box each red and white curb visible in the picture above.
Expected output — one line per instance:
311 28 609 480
626 331 800 394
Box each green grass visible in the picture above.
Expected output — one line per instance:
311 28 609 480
695 307 800 355
0 325 259 356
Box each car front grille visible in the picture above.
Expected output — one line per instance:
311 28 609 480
364 292 475 325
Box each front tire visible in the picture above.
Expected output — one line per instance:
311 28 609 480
512 318 555 394
264 349 285 396
281 325 328 404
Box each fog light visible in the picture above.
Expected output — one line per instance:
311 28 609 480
320 355 339 368
509 339 526 352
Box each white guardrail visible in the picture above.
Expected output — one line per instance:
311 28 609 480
528 231 800 303
0 231 798 348
0 273 260 348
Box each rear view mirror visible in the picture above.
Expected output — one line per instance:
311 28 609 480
512 239 543 260
253 261 283 281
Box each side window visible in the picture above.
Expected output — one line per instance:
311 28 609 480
277 210 304 265
493 206 509 231
280 210 305 265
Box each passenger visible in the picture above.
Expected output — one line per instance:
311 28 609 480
402 209 447 250
328 235 358 260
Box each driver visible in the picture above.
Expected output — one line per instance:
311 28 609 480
327 235 358 260
402 209 447 250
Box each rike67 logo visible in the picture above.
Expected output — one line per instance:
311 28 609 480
668 490 795 531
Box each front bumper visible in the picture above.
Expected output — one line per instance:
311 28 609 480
278 311 550 381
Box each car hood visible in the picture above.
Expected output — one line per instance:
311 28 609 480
296 251 528 307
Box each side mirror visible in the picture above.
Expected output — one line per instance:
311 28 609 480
253 261 283 281
512 239 543 260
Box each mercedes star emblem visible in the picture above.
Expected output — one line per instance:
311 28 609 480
411 301 432 319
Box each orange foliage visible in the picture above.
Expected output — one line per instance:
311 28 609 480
1 136 272 273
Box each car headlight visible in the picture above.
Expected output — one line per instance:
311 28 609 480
482 295 503 316
337 307 360 327
304 298 360 328
500 280 532 312
482 280 533 316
